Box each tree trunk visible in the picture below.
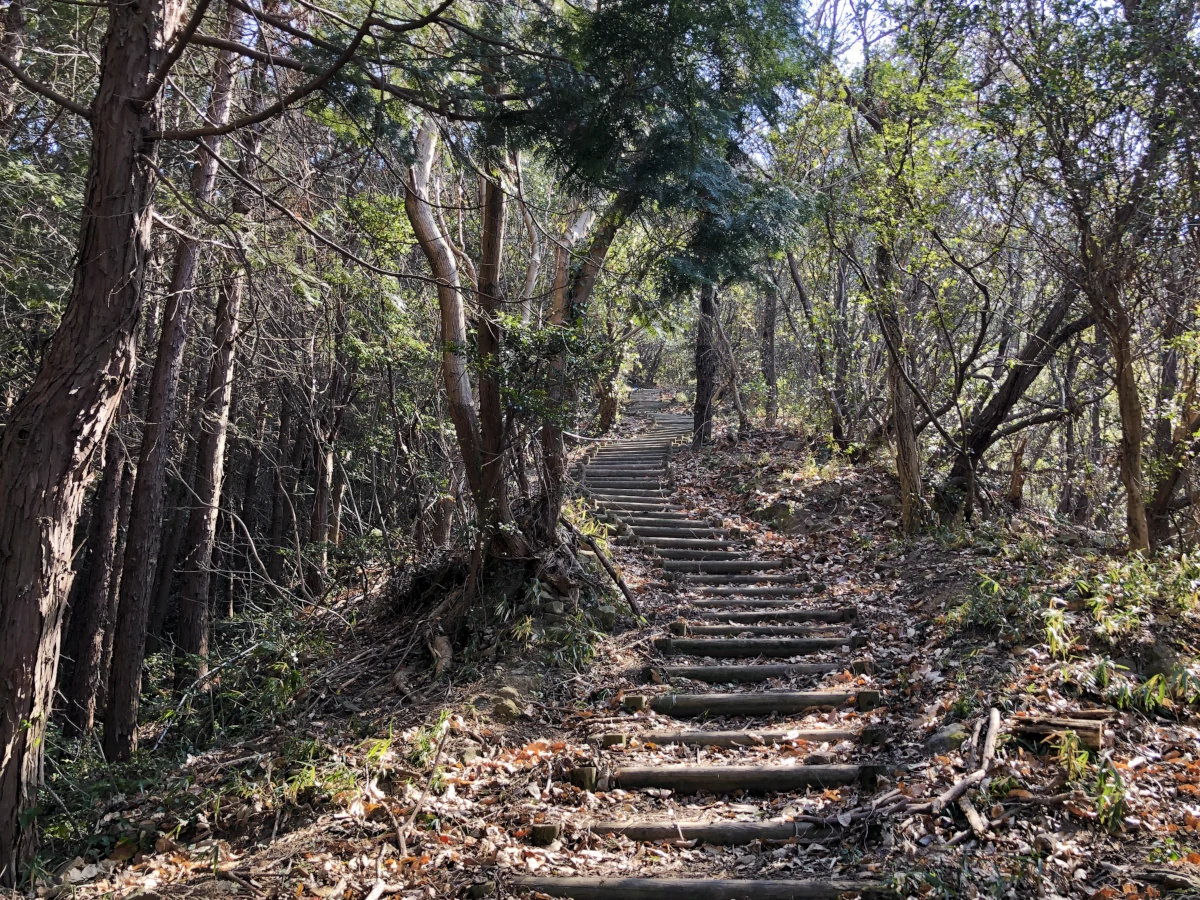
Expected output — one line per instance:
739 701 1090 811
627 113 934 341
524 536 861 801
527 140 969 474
304 435 334 596
476 170 517 540
538 202 624 543
1058 344 1084 520
693 283 719 450
330 452 347 547
714 313 749 438
0 0 27 138
0 0 180 874
1008 437 1028 510
403 123 485 506
761 283 778 428
1108 311 1149 552
62 422 126 735
239 400 268 535
267 395 294 587
98 447 135 715
104 21 238 762
174 266 243 689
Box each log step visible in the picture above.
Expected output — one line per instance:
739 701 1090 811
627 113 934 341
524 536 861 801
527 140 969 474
610 763 881 793
599 727 861 748
690 598 828 609
683 574 804 585
695 587 812 597
656 550 748 561
634 527 726 538
589 819 836 845
662 560 786 573
691 608 855 622
623 690 880 716
645 661 870 683
641 538 736 549
512 877 894 900
655 636 866 657
668 622 843 637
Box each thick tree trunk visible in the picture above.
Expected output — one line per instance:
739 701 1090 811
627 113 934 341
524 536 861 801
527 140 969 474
693 283 718 450
104 23 238 762
62 423 126 735
0 0 180 874
761 284 778 428
174 269 243 689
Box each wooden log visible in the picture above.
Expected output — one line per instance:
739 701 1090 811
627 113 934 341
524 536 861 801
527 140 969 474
511 876 894 899
623 690 868 717
669 621 843 637
1009 716 1105 752
645 662 871 684
530 823 561 846
694 587 809 597
590 819 836 845
561 517 640 617
686 575 802 585
662 560 786 573
691 608 855 622
611 763 878 793
655 636 866 657
599 728 860 749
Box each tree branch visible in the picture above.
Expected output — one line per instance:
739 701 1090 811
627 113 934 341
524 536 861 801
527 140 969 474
0 49 92 120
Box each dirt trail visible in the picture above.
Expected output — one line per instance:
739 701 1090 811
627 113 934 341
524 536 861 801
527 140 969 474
512 392 893 899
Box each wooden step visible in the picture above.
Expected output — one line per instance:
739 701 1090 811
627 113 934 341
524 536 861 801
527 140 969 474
512 877 893 900
682 574 802 584
655 636 865 657
641 537 736 549
589 819 836 845
690 607 855 622
599 727 860 748
623 689 879 716
662 560 786 573
668 622 842 637
645 662 863 683
610 762 881 793
694 587 811 597
656 550 748 561
634 527 726 538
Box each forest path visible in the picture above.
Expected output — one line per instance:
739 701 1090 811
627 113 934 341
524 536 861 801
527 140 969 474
511 393 894 899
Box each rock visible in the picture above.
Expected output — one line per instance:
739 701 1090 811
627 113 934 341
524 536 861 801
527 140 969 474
460 743 481 765
467 881 496 898
595 605 618 630
1034 833 1058 855
1143 640 1182 680
924 724 969 755
752 501 798 530
542 600 565 616
490 698 521 722
804 753 833 765
782 440 801 451
496 685 521 702
877 493 901 509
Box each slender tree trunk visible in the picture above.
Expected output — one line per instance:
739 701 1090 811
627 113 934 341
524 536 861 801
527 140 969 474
267 396 294 587
98 447 135 715
477 171 516 538
0 0 27 138
304 434 334 596
715 312 749 438
1107 309 1150 552
174 269 243 688
62 421 126 735
693 283 718 450
404 123 485 506
240 400 268 535
104 21 238 762
0 0 181 873
330 452 347 547
761 284 778 428
1059 345 1083 520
